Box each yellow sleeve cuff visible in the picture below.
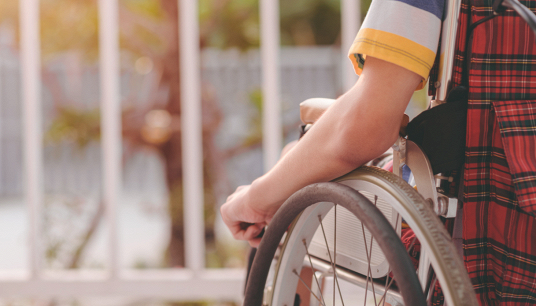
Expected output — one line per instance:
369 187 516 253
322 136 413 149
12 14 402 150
348 28 436 91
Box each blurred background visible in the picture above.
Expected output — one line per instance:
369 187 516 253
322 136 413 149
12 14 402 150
0 0 427 305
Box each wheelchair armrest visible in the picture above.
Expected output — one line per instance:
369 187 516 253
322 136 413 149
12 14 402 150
299 98 336 124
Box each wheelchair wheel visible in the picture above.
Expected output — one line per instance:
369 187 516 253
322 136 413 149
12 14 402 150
243 166 477 306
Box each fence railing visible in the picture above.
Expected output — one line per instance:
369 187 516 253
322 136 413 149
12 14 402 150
0 47 343 196
2 0 361 302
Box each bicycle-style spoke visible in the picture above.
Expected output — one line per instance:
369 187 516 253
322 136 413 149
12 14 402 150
379 202 394 306
378 213 400 306
362 195 381 306
333 204 337 306
361 219 370 305
303 239 327 306
361 222 378 306
254 167 478 306
382 274 389 306
377 260 398 306
378 276 396 305
318 214 345 306
292 269 326 305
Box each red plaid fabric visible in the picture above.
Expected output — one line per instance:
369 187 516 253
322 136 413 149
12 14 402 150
450 0 536 304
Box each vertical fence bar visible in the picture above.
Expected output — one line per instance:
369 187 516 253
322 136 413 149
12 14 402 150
341 0 361 91
20 0 43 278
98 0 120 278
0 46 3 196
179 0 205 272
260 0 282 172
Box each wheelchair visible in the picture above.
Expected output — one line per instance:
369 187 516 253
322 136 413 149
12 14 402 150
242 99 476 306
240 1 536 304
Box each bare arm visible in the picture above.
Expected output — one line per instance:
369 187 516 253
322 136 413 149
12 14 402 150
221 57 421 246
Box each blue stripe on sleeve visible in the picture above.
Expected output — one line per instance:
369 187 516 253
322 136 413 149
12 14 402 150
390 0 444 19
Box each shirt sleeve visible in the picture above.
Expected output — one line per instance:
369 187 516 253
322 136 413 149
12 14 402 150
348 0 444 90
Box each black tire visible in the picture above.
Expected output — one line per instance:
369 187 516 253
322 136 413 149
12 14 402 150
243 182 426 306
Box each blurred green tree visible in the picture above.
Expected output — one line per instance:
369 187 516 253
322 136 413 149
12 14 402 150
199 0 372 49
0 0 373 269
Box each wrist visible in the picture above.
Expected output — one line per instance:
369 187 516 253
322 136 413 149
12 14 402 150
248 176 284 217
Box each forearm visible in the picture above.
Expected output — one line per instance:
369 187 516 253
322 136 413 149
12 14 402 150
249 57 421 214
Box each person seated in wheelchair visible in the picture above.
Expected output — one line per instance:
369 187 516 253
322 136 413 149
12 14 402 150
221 0 536 305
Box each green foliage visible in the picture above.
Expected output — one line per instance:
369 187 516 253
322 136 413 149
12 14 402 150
122 0 165 20
248 88 263 113
412 83 430 111
1 0 374 52
0 0 168 61
200 0 346 49
244 88 263 144
361 0 373 20
199 0 260 50
198 0 375 50
45 107 101 148
40 0 100 62
167 180 183 225
206 240 249 269
119 0 168 58
280 0 341 46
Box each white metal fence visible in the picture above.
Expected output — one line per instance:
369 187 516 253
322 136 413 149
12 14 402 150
0 46 344 196
1 0 361 302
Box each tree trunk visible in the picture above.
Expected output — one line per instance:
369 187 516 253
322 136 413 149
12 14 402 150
158 0 223 268
159 0 185 268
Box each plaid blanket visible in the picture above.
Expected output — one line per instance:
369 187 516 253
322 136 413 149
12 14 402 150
447 0 536 304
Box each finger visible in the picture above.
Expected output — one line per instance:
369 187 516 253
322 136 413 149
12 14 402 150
242 223 264 240
228 223 257 241
248 237 262 248
239 222 256 231
255 226 265 238
222 214 247 239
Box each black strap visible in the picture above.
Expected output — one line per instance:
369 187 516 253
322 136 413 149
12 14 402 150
461 7 498 87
